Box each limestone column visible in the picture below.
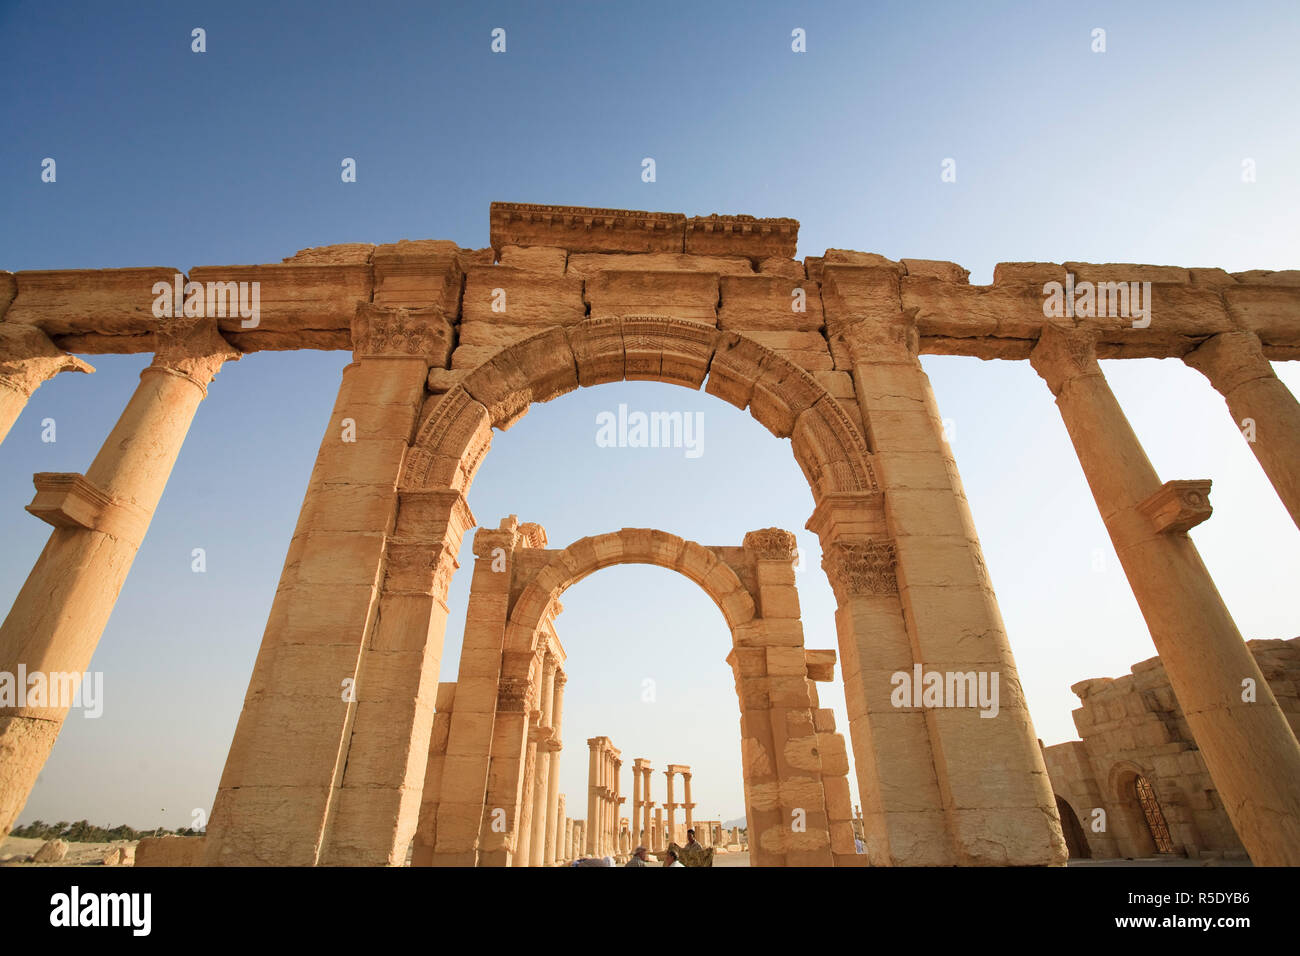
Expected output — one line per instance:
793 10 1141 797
640 764 653 850
612 755 622 857
654 806 664 852
528 652 557 866
1184 330 1300 529
586 738 601 856
683 770 694 832
0 323 93 447
515 671 546 866
0 317 236 839
631 759 643 848
543 671 566 866
553 793 566 865
1032 323 1300 866
664 769 676 846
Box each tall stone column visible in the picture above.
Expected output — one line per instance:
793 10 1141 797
654 806 664 852
515 671 545 867
1183 330 1300 529
0 317 236 839
612 755 622 856
528 652 557 866
1032 323 1300 866
0 323 93 447
543 671 566 866
640 764 653 849
683 770 694 832
586 738 601 856
664 769 676 846
553 793 566 865
631 759 643 848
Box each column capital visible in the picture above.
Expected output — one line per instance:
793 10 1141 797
0 324 93 398
149 316 240 396
351 301 453 362
1183 330 1275 396
1029 323 1102 397
821 539 898 601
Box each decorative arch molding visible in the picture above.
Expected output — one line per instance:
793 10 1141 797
399 316 878 501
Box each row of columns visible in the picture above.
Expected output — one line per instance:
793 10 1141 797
585 736 622 858
1028 325 1300 863
518 651 566 866
627 759 696 852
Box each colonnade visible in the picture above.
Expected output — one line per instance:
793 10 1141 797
585 736 622 858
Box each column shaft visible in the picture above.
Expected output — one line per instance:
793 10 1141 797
1033 325 1300 866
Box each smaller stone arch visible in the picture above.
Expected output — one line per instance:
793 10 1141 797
414 519 862 867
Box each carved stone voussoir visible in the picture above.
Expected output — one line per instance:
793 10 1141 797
822 540 898 597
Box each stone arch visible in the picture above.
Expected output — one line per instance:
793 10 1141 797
1054 794 1092 859
398 316 878 500
418 521 861 867
1107 760 1170 857
503 528 756 657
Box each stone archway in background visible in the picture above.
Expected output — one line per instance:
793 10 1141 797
203 314 1063 867
415 521 858 866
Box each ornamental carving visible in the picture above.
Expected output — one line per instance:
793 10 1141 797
352 302 453 359
743 528 797 560
822 540 898 597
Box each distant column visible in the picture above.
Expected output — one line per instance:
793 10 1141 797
543 672 566 866
586 738 601 856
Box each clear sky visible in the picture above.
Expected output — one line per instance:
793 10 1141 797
1 0 1297 834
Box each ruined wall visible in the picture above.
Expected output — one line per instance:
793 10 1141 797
1044 636 1300 860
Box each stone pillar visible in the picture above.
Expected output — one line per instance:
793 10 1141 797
0 317 236 839
641 764 653 850
204 303 457 866
1183 330 1300 529
683 770 694 832
0 323 93 447
528 652 557 866
818 262 1066 865
631 759 643 848
654 806 664 851
543 671 565 866
553 793 566 865
612 755 622 857
664 769 676 846
586 738 601 856
1032 323 1300 866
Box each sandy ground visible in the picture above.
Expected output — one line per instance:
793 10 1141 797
0 835 138 866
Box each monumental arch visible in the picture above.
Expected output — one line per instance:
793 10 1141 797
0 202 1297 866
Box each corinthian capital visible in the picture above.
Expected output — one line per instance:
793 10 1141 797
150 316 240 395
0 324 94 397
1029 323 1101 397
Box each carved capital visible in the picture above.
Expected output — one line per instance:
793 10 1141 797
1029 323 1101 397
497 677 533 713
822 539 898 600
742 527 798 560
1183 330 1274 396
351 301 453 361
150 316 240 395
0 324 93 397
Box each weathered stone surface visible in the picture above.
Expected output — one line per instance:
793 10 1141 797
684 214 799 261
498 245 567 274
134 835 206 866
461 266 586 327
566 252 751 279
491 202 684 254
7 268 180 350
586 271 719 325
718 275 824 331
32 838 67 862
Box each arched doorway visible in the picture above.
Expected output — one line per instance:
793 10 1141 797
1054 795 1091 859
1133 774 1175 855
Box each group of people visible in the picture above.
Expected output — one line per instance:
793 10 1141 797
569 828 706 867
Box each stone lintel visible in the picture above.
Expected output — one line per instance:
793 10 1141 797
26 472 148 542
1137 479 1214 534
685 214 799 261
805 648 837 682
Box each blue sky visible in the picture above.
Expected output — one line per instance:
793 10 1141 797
1 0 1297 832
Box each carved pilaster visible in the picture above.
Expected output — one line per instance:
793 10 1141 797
0 324 93 397
821 540 898 602
150 316 240 395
